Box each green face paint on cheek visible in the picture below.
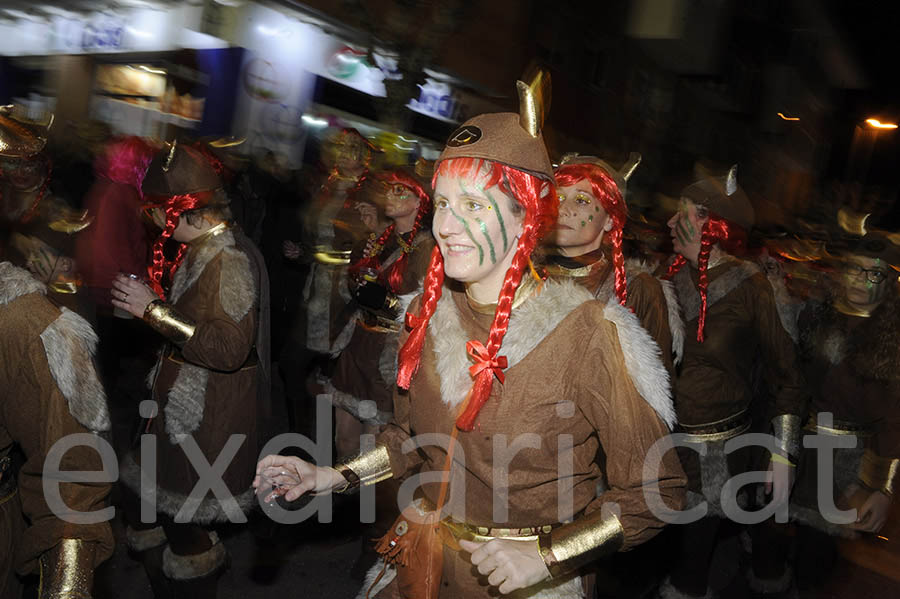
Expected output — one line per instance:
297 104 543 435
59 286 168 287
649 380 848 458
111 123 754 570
675 217 695 246
475 217 497 264
479 185 509 252
588 215 594 222
447 204 485 266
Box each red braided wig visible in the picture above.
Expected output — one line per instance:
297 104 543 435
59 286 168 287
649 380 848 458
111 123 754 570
143 191 214 298
397 157 557 431
554 163 629 305
663 212 746 342
349 169 433 293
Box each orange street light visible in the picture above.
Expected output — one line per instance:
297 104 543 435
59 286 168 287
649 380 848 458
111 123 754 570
865 118 898 129
777 112 800 121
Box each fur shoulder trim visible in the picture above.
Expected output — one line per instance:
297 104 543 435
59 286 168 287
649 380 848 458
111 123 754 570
0 261 47 305
430 278 593 409
659 279 685 365
218 245 257 322
40 308 111 432
674 259 759 322
169 229 234 304
602 301 677 429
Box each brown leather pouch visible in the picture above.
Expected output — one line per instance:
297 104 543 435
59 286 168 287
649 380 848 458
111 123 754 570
369 501 443 599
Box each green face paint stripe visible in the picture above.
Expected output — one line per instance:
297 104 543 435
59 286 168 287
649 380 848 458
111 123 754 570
479 185 509 252
475 217 497 264
447 204 484 265
675 218 693 245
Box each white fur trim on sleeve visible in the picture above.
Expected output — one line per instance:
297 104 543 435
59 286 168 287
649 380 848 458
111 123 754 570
40 308 111 432
602 301 677 430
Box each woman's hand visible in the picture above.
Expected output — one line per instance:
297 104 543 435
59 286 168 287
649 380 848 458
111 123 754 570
355 202 379 232
459 538 551 595
764 458 796 509
111 274 160 318
253 454 345 503
849 489 892 533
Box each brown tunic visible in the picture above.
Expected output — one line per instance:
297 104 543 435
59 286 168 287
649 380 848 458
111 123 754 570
332 231 436 413
547 250 676 377
128 228 261 523
0 267 113 590
376 281 686 597
669 259 808 495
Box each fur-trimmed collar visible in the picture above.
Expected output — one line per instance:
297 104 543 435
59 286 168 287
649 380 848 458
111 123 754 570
0 261 47 305
429 278 595 410
169 228 234 305
673 258 759 323
169 228 256 322
800 295 900 381
428 278 676 429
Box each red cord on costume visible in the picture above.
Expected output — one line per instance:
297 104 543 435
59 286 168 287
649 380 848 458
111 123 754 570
554 163 628 305
396 157 557 432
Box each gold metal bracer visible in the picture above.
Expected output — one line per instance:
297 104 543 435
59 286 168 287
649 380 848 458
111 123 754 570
541 511 625 578
333 445 393 493
143 300 197 346
39 538 95 599
858 449 900 497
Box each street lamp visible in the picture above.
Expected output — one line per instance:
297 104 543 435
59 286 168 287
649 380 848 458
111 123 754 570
865 118 898 130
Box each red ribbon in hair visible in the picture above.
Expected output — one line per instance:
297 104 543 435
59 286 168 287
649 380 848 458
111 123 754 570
465 340 507 384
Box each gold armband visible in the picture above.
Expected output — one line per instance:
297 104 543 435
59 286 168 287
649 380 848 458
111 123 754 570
333 445 392 493
143 300 196 346
539 512 625 578
39 538 95 599
771 414 802 462
858 449 900 497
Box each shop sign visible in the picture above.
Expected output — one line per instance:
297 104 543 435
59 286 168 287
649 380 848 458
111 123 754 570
407 78 468 123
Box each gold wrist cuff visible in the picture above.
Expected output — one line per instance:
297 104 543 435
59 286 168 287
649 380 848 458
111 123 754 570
859 449 900 497
334 445 393 491
547 512 625 576
39 538 95 599
771 414 802 459
143 300 196 345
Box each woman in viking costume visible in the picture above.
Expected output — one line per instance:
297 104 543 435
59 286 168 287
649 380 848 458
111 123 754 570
548 153 683 375
658 167 808 598
256 70 686 599
1 128 114 599
0 105 92 310
790 231 900 589
110 142 269 598
329 163 436 457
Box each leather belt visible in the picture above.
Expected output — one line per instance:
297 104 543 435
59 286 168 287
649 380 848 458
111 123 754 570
166 346 259 371
677 409 752 442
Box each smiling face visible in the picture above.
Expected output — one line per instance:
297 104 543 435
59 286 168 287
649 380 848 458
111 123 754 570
667 197 708 262
432 166 524 294
552 178 612 256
